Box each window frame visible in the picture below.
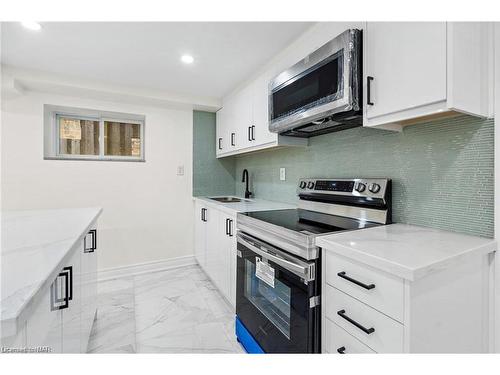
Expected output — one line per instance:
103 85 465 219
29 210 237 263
54 113 145 162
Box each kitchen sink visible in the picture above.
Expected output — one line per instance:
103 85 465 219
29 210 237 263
209 197 245 203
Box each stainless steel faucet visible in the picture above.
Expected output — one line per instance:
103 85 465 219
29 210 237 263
242 169 252 199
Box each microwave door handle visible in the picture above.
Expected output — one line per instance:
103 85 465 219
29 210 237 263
237 234 314 281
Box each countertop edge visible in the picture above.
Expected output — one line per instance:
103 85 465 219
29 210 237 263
1 207 103 338
316 233 497 281
193 196 295 214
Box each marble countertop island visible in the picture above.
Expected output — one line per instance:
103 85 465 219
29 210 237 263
316 223 497 281
1 207 102 338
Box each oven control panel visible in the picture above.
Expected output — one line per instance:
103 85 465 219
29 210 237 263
297 178 390 199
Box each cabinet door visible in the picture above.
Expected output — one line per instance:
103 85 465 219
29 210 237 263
228 217 238 309
218 213 236 302
62 248 82 353
26 278 63 352
233 85 253 150
252 75 276 146
204 207 220 285
213 214 231 299
364 22 447 121
194 201 207 269
215 108 227 155
81 227 98 352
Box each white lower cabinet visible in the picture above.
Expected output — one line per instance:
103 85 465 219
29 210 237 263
61 248 82 353
325 286 404 353
80 227 98 352
194 200 208 269
325 318 375 354
26 284 63 353
322 250 492 353
4 224 99 353
194 199 237 308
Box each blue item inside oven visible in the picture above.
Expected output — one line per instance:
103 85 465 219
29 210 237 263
235 316 265 354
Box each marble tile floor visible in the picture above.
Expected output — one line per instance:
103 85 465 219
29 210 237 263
87 265 244 353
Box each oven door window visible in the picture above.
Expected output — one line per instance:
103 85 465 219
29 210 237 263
244 258 291 338
271 50 344 121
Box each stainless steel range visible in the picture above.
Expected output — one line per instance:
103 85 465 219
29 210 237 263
234 178 392 353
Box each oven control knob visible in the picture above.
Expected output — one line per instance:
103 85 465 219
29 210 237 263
368 183 381 193
299 181 307 189
355 183 366 192
307 181 315 189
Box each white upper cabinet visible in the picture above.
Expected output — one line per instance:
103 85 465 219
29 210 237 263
216 76 307 158
363 22 493 130
216 22 492 154
233 84 253 150
364 23 447 121
215 105 228 154
251 75 278 146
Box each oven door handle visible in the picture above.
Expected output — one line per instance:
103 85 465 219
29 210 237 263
237 233 315 282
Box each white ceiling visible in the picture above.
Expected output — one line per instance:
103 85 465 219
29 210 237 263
1 22 313 99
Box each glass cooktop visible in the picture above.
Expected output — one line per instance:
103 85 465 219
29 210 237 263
241 209 378 236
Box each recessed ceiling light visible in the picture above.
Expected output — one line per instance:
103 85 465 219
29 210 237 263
21 21 42 31
181 55 194 64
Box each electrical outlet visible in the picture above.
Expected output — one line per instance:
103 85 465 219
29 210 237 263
177 165 184 176
280 168 286 181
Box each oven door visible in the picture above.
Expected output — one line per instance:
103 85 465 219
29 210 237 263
236 232 320 353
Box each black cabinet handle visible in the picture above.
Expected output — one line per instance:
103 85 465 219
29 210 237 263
251 125 255 141
337 309 375 335
218 138 222 150
231 133 235 146
201 208 207 222
229 219 234 237
84 229 97 253
248 126 252 141
337 271 375 290
367 76 374 106
337 346 346 354
225 218 230 235
65 266 73 301
50 266 73 311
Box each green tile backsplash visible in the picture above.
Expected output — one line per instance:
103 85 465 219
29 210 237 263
193 111 236 197
234 115 494 238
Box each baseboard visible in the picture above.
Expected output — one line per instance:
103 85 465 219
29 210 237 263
98 255 197 282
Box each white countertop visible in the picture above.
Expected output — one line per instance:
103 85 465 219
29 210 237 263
1 207 102 337
194 196 295 214
315 223 497 281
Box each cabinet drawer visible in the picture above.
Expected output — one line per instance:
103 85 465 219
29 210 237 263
324 286 404 353
324 318 375 354
325 251 404 322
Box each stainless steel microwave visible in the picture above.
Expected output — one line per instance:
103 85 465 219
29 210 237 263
268 29 362 138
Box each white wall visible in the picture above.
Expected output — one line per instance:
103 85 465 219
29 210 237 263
225 22 365 102
1 89 194 270
494 22 500 353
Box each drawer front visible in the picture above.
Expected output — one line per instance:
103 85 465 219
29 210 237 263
324 318 375 354
325 251 404 322
324 286 404 353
